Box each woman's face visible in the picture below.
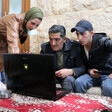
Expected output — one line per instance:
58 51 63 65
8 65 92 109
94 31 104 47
26 18 42 31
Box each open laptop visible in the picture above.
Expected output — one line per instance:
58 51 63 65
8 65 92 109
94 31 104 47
3 53 70 101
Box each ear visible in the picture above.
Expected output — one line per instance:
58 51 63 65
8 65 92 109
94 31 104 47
90 31 94 36
64 37 67 43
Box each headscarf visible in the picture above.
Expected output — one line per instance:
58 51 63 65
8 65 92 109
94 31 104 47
23 7 44 31
20 7 43 44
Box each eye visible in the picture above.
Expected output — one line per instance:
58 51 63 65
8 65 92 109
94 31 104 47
31 22 35 25
55 38 60 41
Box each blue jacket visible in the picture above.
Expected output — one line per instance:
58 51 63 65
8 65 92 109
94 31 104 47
80 33 112 75
40 38 85 78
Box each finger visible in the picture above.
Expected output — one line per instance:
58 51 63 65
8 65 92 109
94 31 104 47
61 75 65 78
94 74 101 78
94 73 101 76
23 50 25 53
55 70 60 74
90 73 95 77
55 71 61 77
109 75 112 79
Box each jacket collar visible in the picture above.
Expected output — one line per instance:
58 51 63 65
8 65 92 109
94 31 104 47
90 33 106 51
80 33 99 53
63 38 72 51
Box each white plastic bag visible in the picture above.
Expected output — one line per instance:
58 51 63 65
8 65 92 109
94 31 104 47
0 82 6 90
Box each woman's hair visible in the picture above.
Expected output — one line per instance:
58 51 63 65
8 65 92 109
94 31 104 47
37 17 42 21
49 25 66 38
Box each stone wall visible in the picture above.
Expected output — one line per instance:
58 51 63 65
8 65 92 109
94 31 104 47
30 0 112 53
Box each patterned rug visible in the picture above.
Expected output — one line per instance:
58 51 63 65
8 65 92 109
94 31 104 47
0 93 112 112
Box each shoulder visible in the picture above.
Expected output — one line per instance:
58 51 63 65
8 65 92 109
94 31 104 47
41 42 50 49
99 36 111 47
93 33 111 46
94 33 107 37
5 14 24 23
1 14 22 26
67 38 80 47
65 38 80 52
93 33 108 41
15 14 25 21
1 14 16 22
94 33 110 41
41 42 53 53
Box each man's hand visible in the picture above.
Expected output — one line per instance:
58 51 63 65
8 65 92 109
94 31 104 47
55 69 74 78
88 69 101 78
109 73 112 79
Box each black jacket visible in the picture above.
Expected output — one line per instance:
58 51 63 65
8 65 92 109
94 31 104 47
80 33 112 75
40 38 85 78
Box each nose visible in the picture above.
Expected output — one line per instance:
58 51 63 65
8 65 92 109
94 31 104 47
51 40 56 46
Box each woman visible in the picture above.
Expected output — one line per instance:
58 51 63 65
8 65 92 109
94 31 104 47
0 7 43 84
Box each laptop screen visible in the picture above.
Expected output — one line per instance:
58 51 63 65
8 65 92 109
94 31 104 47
3 53 57 100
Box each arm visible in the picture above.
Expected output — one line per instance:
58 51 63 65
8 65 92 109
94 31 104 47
6 18 20 53
99 37 112 52
71 45 86 77
56 44 86 78
55 52 86 78
40 44 45 54
40 42 51 54
72 54 86 78
40 43 47 54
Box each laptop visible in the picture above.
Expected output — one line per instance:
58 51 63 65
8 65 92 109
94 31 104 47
3 53 70 101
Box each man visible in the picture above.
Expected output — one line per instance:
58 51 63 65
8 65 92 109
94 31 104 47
71 20 112 97
40 25 85 92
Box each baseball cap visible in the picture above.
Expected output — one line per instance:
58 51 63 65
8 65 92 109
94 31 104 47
71 20 93 33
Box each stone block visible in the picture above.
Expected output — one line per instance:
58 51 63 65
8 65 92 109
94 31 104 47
52 0 71 14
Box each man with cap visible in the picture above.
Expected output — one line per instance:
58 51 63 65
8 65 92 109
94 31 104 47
41 25 85 92
71 20 112 97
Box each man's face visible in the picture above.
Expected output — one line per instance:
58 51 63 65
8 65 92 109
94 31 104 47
76 30 93 46
49 33 66 51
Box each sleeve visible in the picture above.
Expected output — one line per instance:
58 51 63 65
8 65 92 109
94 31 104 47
71 46 86 77
72 55 86 77
40 43 45 54
99 37 112 52
6 18 20 53
40 43 49 54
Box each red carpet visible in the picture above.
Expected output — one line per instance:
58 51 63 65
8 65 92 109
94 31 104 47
0 93 112 112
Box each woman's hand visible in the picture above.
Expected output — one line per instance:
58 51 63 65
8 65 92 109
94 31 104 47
23 50 38 54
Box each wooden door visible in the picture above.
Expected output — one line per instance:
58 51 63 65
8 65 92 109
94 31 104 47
19 0 30 53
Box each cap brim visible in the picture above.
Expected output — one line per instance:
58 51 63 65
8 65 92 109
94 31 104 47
71 26 87 33
71 28 76 32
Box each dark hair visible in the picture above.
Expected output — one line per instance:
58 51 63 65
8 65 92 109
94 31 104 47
37 17 42 21
49 25 66 38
